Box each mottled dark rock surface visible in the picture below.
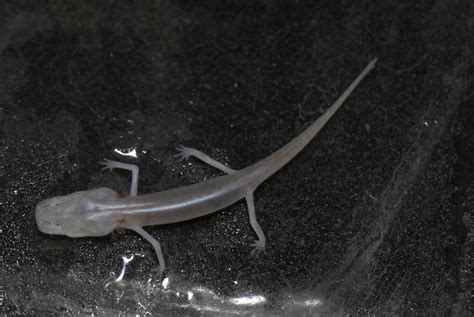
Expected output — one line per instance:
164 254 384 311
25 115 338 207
1 1 472 315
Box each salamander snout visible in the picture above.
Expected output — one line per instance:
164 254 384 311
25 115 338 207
35 187 118 238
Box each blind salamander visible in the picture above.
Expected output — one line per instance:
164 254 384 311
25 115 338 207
35 58 377 274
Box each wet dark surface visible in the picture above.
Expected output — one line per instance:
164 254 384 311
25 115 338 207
1 1 473 316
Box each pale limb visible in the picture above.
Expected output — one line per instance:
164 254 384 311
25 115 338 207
100 159 139 196
245 191 266 256
175 145 236 174
129 226 166 275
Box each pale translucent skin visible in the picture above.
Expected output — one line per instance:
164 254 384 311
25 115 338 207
35 58 377 274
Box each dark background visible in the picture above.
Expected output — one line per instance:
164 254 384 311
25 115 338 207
1 1 472 315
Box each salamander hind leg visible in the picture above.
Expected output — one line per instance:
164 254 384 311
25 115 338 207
245 192 266 257
175 145 236 174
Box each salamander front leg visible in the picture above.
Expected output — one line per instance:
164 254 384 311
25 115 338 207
100 159 139 196
129 226 166 275
245 192 266 256
175 145 236 174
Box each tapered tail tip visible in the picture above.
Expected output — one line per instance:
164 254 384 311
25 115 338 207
368 57 378 69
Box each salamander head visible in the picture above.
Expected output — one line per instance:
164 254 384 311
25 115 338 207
35 187 118 237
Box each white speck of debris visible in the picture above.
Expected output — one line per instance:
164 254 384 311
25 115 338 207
114 148 138 158
114 255 134 282
162 277 170 289
187 291 194 300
